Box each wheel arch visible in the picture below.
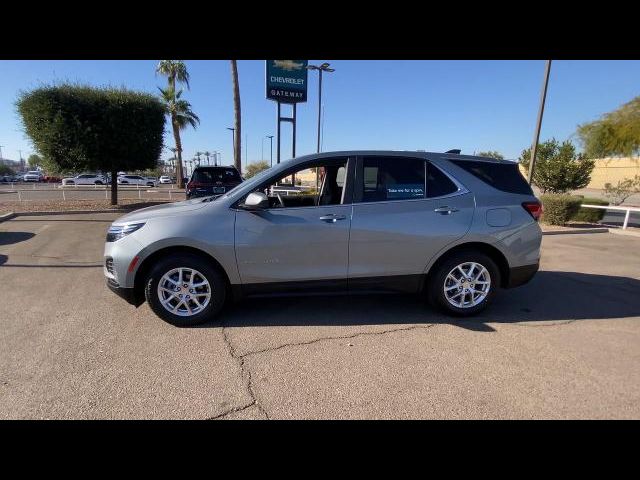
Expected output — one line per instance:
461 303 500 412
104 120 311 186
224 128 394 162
425 242 510 289
133 245 232 305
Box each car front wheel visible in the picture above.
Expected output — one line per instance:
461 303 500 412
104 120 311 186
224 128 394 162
427 251 500 317
145 253 227 327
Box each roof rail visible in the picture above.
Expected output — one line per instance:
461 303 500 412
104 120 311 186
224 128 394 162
445 149 461 154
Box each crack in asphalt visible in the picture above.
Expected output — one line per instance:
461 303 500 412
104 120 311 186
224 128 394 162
217 326 270 420
214 323 438 419
208 402 257 420
505 319 578 328
240 323 438 359
213 317 582 419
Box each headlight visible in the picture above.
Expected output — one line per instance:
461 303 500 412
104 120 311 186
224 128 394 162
106 223 145 242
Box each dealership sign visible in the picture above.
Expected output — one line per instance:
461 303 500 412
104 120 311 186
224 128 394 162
265 60 308 103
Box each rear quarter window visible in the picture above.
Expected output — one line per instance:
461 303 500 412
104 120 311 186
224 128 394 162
449 160 533 195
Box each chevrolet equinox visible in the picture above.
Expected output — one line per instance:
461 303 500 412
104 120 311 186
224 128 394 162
104 151 542 327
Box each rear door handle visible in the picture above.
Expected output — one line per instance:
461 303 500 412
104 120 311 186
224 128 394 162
319 214 347 223
434 206 459 215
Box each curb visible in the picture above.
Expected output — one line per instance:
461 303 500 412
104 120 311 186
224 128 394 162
609 228 640 238
542 227 609 235
0 212 16 222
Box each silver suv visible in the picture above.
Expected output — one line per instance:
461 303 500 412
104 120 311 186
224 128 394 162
104 151 542 327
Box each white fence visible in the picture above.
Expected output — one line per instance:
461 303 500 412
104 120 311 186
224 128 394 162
0 183 183 203
581 204 640 230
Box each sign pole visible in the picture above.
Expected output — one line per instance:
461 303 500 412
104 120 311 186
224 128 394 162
277 101 281 165
292 102 297 185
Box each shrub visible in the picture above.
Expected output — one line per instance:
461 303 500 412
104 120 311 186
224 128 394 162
519 139 595 193
540 194 583 225
603 175 640 205
571 196 608 223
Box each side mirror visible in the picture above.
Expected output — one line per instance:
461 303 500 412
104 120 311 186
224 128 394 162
241 192 269 210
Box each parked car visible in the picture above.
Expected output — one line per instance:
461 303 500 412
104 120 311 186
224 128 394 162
117 175 157 187
185 166 243 199
104 150 542 327
0 175 12 183
23 171 43 182
43 175 62 183
62 174 106 186
159 175 173 184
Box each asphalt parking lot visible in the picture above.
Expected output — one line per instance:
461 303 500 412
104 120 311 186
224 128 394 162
1 212 639 419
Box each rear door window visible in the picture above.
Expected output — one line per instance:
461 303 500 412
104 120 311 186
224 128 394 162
360 157 425 203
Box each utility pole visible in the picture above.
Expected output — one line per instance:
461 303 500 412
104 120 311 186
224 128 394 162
528 60 552 185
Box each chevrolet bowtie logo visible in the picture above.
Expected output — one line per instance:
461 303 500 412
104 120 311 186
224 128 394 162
273 60 304 71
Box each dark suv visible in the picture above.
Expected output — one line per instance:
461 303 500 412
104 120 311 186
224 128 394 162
186 166 243 199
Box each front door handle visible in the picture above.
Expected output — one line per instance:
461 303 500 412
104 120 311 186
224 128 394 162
319 214 347 223
434 206 459 215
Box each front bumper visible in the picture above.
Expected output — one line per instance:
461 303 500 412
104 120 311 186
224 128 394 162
106 278 141 306
506 262 539 288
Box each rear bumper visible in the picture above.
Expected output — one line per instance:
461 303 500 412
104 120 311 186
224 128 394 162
506 262 539 288
106 278 141 306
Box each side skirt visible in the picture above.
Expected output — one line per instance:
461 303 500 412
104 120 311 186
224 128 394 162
235 275 424 300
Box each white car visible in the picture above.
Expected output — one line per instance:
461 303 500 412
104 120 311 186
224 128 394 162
62 174 106 186
23 171 43 182
159 175 173 184
117 175 157 187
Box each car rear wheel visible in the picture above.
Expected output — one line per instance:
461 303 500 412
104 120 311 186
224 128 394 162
427 251 500 317
145 253 226 327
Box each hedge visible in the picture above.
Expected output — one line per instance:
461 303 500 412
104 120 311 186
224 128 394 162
571 196 609 223
540 194 583 225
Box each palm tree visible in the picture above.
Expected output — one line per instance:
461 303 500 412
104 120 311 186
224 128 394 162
204 151 211 166
156 60 192 188
230 60 242 172
159 85 200 188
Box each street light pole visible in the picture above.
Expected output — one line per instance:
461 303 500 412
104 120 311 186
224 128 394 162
266 135 274 167
227 127 235 164
528 60 552 185
307 63 335 153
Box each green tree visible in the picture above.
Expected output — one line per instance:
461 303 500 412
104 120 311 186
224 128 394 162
577 96 640 158
17 84 165 205
244 161 270 179
0 164 13 176
519 138 595 193
476 150 504 160
27 153 42 168
158 85 200 186
156 60 193 188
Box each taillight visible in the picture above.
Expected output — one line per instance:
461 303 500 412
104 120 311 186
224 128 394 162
522 201 542 221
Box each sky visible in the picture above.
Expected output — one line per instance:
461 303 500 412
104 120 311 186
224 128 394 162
1 60 639 168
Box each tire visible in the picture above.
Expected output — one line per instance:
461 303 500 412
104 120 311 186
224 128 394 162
147 182 154 187
145 253 227 327
95 181 103 185
427 251 500 317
